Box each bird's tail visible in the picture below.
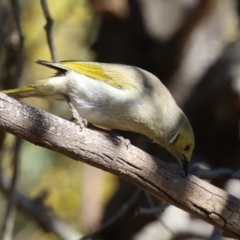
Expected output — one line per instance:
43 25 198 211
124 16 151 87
2 85 38 98
1 78 66 101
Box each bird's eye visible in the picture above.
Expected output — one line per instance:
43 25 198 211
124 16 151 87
184 145 191 151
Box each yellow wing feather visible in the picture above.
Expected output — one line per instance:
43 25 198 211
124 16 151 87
40 61 135 89
61 62 110 81
61 61 135 89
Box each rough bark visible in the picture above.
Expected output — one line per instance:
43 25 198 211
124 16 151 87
0 93 240 239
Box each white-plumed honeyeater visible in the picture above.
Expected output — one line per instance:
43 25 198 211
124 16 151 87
2 60 194 175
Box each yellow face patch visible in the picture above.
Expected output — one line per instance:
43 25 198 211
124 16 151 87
174 130 194 161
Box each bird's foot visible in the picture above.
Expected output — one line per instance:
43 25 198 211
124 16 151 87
87 124 131 148
110 132 131 149
72 113 88 130
64 94 87 131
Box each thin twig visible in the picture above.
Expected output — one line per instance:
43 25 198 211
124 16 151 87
190 166 240 180
144 192 174 236
0 138 21 240
81 189 141 240
40 0 58 62
139 203 169 215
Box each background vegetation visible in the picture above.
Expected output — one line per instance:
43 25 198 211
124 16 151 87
1 0 240 239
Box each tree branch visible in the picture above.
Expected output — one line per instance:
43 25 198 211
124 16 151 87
0 92 240 239
40 0 58 62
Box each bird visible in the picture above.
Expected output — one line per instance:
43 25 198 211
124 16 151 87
2 60 194 175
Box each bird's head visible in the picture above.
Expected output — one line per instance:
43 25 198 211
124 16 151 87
165 116 194 176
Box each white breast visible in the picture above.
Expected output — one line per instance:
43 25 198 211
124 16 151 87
65 71 140 130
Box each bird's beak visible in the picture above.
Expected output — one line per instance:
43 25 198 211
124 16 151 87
182 155 189 176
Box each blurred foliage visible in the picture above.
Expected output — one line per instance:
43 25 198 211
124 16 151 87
1 0 240 239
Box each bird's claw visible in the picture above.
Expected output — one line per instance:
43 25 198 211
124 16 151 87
71 111 88 131
111 133 131 149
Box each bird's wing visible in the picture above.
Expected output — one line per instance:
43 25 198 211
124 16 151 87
36 60 135 89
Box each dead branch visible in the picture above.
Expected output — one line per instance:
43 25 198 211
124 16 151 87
0 93 240 239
